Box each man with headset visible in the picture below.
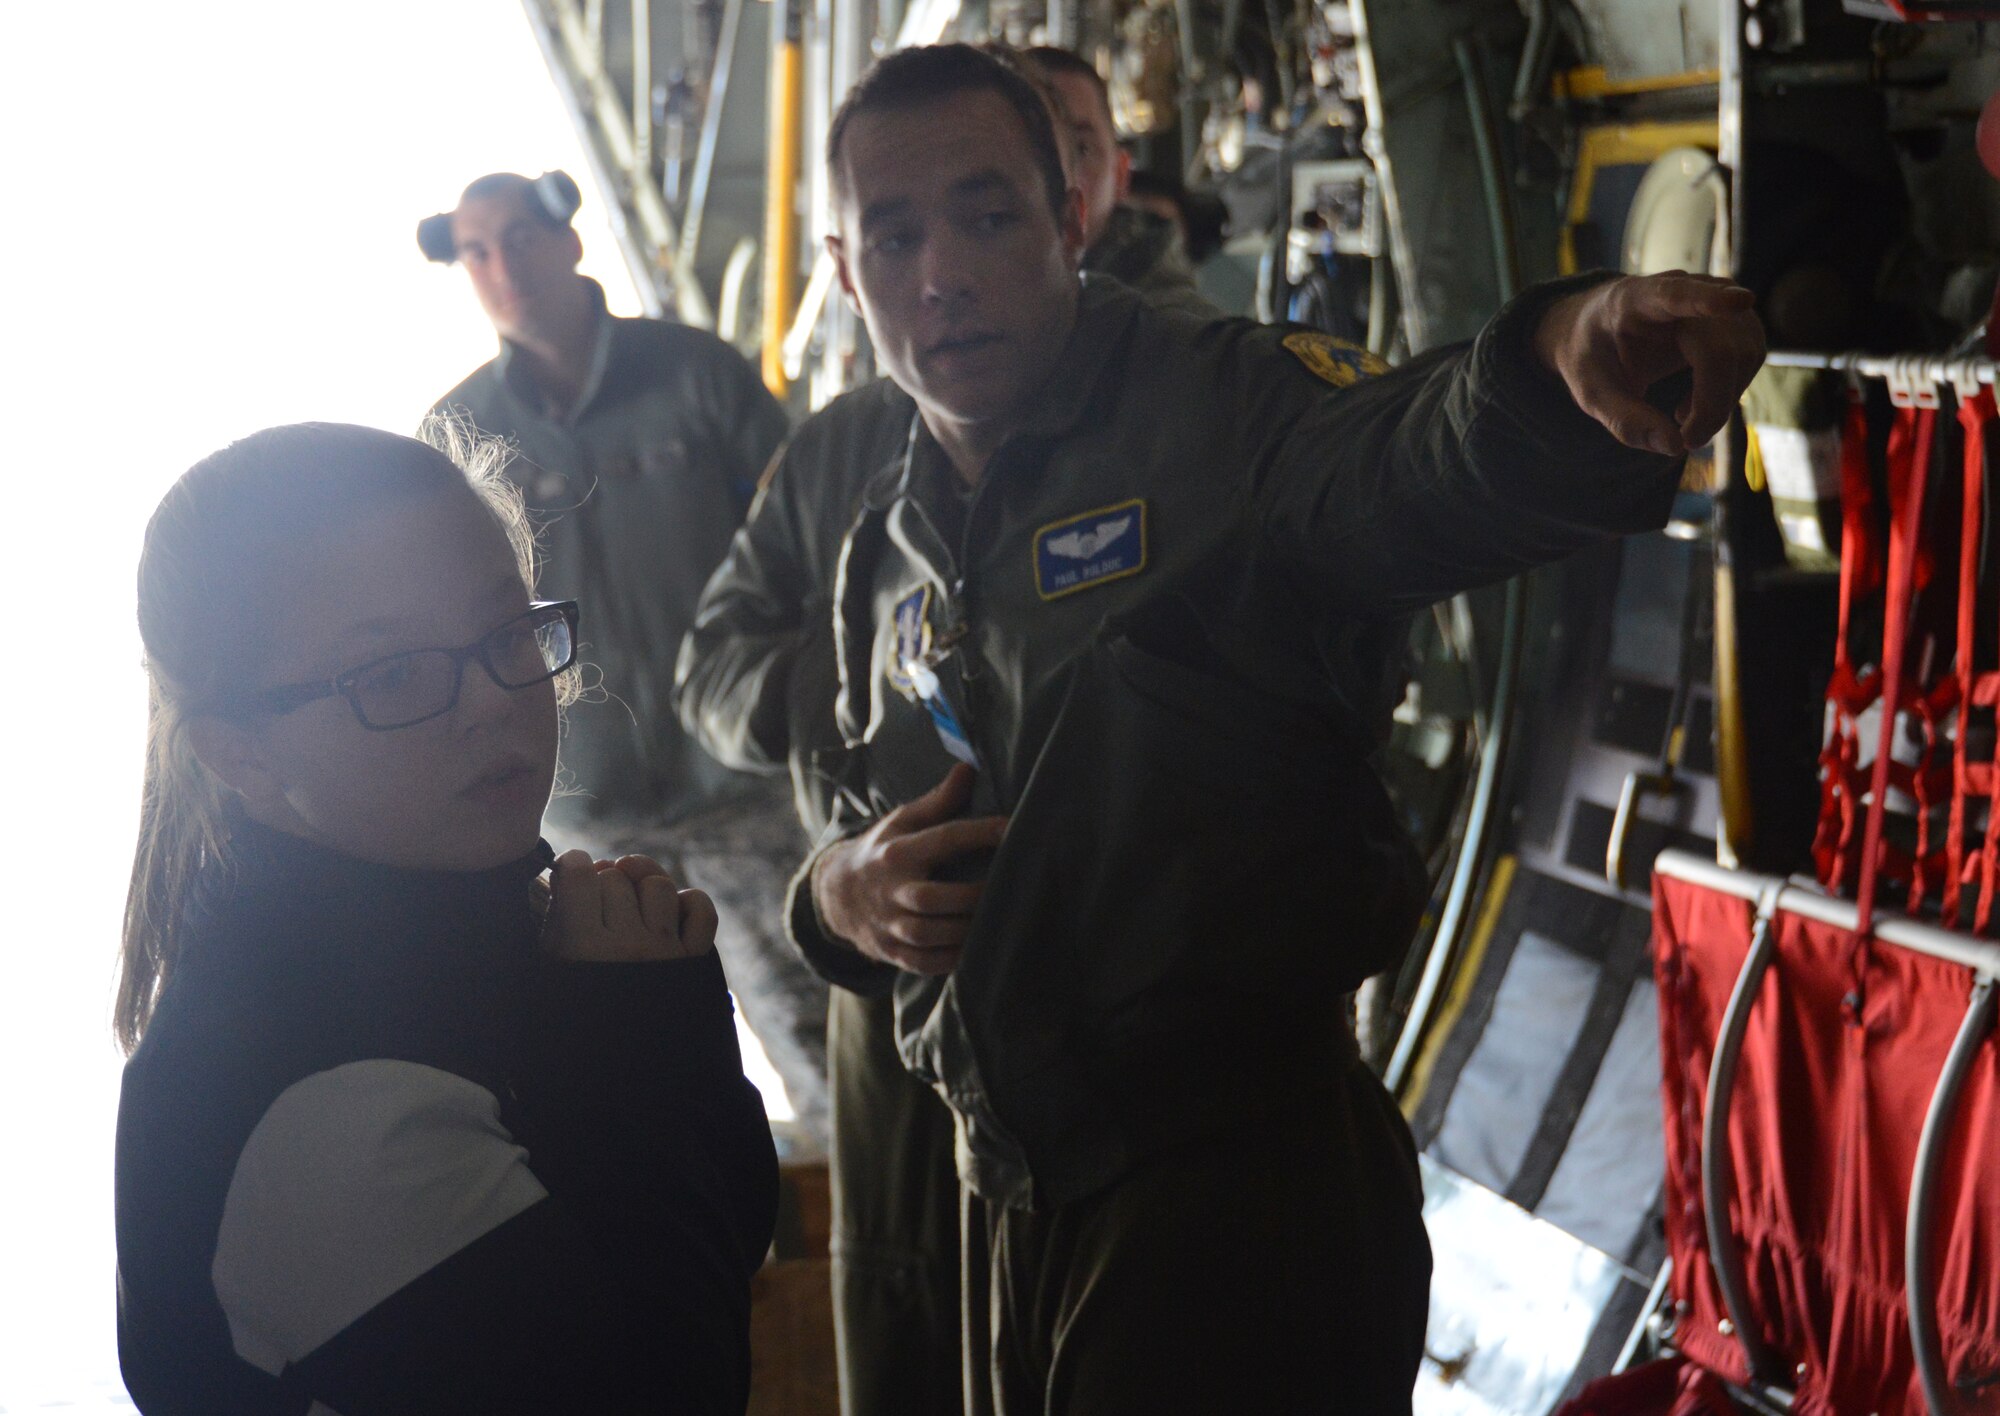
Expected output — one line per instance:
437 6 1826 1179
422 170 831 1145
682 45 1762 1414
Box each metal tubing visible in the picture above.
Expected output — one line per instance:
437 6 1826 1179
1386 573 1525 1093
1349 2 1424 351
1172 0 1203 175
1763 349 2000 391
676 0 744 279
892 0 961 50
1608 770 1681 893
1700 887 1789 1391
782 250 838 379
1907 977 1996 1416
1366 252 1394 356
1508 0 1553 121
521 0 663 316
717 234 759 344
1713 490 1755 861
1653 851 2000 980
1454 35 1522 302
1382 47 1526 1095
632 0 652 179
1044 0 1069 46
1718 0 1744 280
762 0 804 397
1614 1257 1676 1373
522 0 714 326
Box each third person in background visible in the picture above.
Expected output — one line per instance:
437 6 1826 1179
422 170 832 1145
1021 46 1218 319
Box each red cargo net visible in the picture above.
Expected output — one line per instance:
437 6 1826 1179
1815 382 1997 935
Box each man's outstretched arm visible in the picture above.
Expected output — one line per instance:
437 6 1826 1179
1253 270 1766 616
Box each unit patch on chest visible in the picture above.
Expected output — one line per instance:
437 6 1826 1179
1033 499 1148 600
1281 332 1388 388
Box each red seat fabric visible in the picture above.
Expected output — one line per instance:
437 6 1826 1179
1649 873 2000 1415
1556 1356 1735 1416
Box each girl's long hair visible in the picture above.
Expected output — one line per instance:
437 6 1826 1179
116 417 548 1054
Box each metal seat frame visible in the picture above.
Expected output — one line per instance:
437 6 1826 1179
1652 849 2000 1415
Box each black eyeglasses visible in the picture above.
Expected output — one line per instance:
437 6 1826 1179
249 601 579 731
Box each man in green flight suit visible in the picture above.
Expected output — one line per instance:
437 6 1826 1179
687 43 1762 1415
678 49 1215 1414
422 170 833 1144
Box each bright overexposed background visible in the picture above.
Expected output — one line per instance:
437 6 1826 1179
0 6 786 1407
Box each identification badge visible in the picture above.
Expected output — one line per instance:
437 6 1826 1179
886 585 981 767
1033 499 1147 601
906 659 981 767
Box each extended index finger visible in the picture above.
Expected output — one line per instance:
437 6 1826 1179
1676 313 1768 447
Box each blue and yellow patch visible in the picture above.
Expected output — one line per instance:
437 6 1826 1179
1281 332 1388 388
1033 499 1148 601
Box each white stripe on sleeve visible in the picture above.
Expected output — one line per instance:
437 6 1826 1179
212 1059 548 1376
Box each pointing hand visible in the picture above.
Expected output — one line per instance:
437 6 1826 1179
1534 271 1767 458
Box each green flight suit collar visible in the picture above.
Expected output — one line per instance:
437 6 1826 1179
491 276 615 426
860 275 1142 513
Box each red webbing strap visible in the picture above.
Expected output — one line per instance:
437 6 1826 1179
1815 396 1884 892
1946 389 1994 926
1979 451 2000 934
1857 405 1937 936
1837 394 1883 661
1979 722 1999 933
1902 391 1960 915
1904 688 1958 916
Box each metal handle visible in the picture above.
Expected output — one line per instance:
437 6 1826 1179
1608 769 1681 892
1700 887 1791 1392
1907 977 1997 1416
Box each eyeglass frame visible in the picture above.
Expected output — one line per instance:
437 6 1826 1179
237 600 580 732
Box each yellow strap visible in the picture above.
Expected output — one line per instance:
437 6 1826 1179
1741 419 1767 494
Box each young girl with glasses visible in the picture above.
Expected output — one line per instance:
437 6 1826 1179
113 421 777 1414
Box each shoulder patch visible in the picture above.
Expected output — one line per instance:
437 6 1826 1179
1034 500 1147 600
1281 332 1388 388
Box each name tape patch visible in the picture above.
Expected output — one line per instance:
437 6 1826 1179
1034 499 1148 601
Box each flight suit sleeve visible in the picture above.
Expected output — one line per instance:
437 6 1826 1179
704 336 792 495
1252 274 1684 617
674 445 829 772
783 821 902 996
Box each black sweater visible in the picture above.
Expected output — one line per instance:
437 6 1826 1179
115 823 778 1414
